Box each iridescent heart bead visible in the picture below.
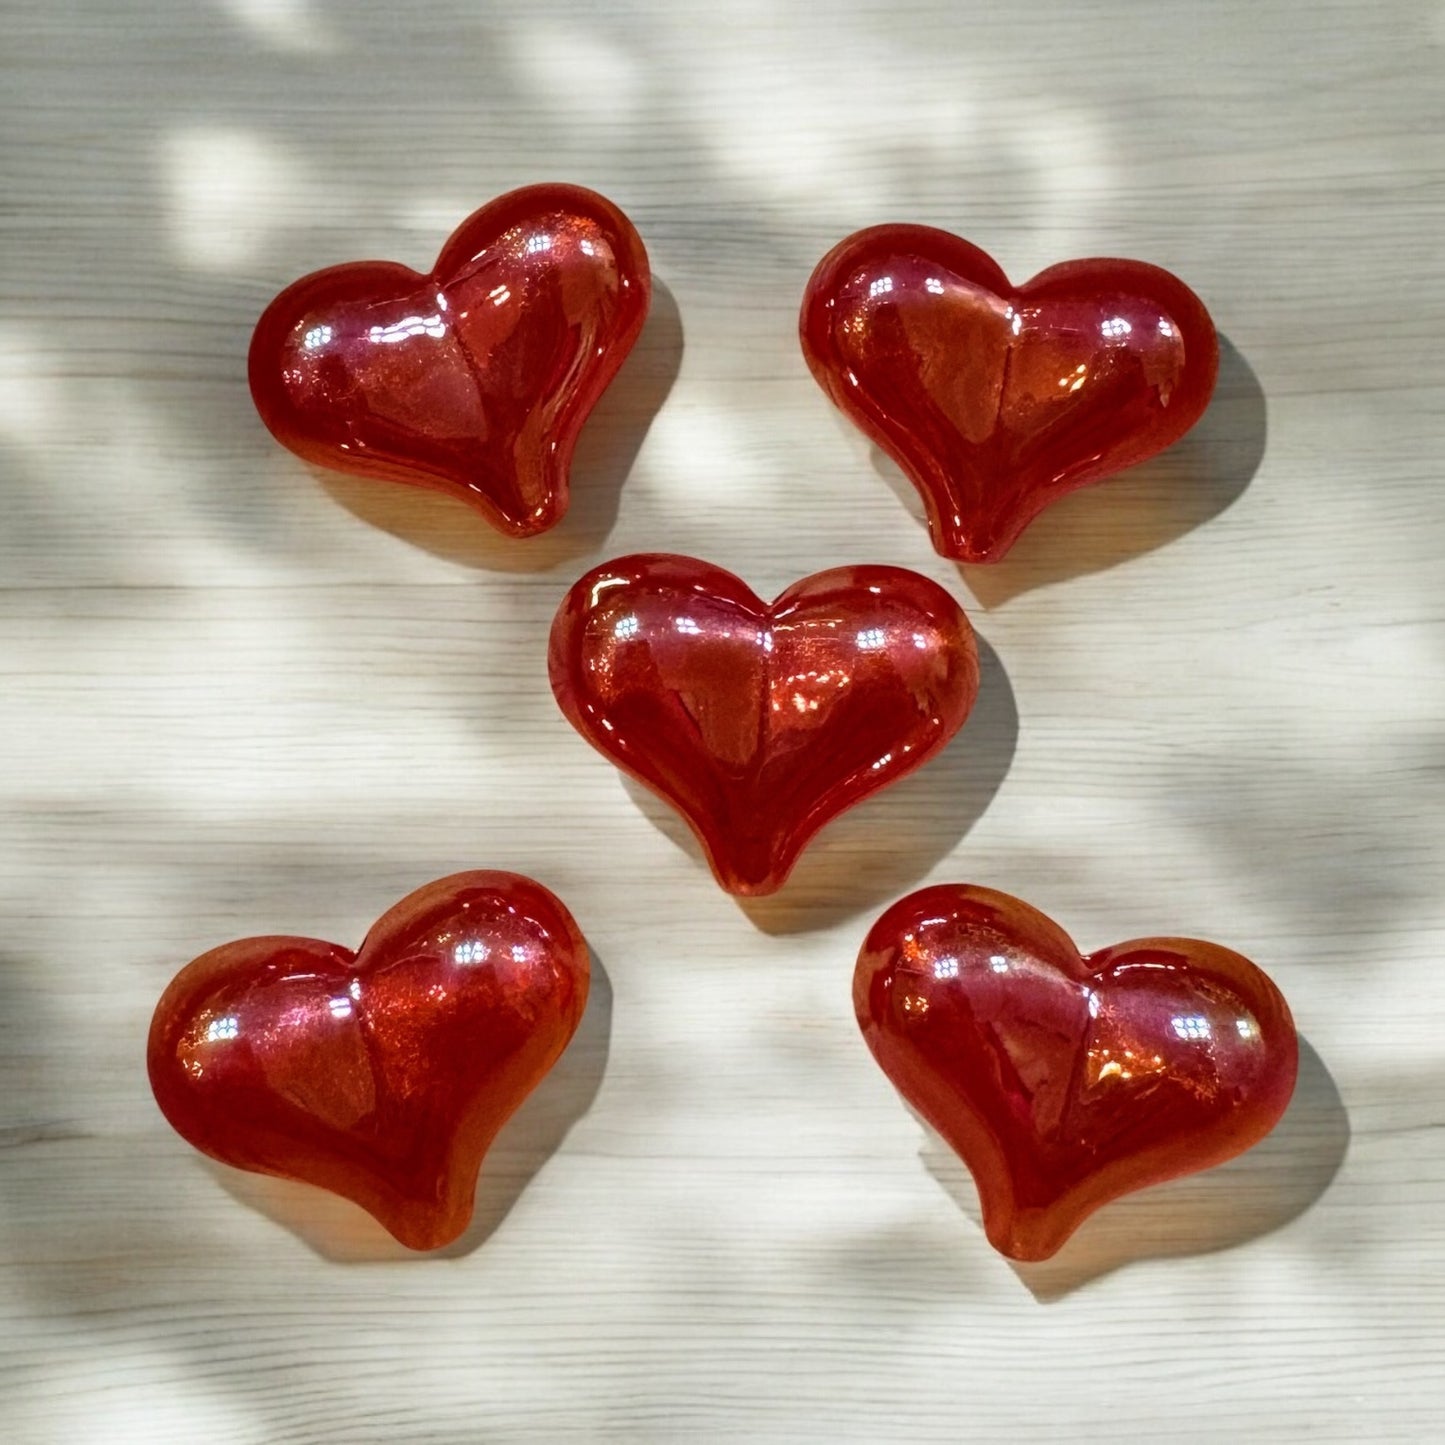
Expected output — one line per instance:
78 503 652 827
147 872 589 1249
855 883 1297 1259
249 183 650 537
801 227 1218 562
549 554 980 895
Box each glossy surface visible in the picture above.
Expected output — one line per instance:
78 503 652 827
249 183 650 537
801 226 1219 562
856 884 1297 1260
147 872 589 1250
549 554 979 895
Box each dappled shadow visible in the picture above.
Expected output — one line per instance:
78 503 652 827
4 0 1441 1438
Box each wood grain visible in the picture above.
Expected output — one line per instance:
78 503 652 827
2 0 1442 1439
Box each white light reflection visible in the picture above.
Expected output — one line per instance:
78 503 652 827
368 314 445 345
613 614 640 640
933 957 959 979
525 233 554 254
1171 1015 1212 1041
868 276 894 299
1101 316 1132 338
453 941 489 964
924 277 944 295
302 325 332 351
674 616 701 634
327 997 352 1019
856 627 887 650
588 577 628 605
989 954 1009 974
205 1016 239 1042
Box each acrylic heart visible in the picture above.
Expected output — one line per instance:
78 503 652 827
147 872 589 1250
549 554 979 896
855 884 1297 1260
801 226 1219 562
249 182 650 537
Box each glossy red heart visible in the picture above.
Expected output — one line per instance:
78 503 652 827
855 884 1297 1260
147 872 589 1250
249 183 650 537
801 226 1219 563
549 554 979 896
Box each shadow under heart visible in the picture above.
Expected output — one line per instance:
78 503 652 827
916 1034 1349 1300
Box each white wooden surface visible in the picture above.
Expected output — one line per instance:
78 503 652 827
2 1 1443 1439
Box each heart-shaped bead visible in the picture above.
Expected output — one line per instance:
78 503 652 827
801 226 1218 562
549 554 979 895
855 884 1297 1259
147 872 589 1250
249 183 650 537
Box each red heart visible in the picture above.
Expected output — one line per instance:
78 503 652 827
855 884 1297 1260
549 555 979 896
147 872 589 1250
801 226 1219 563
248 183 650 537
